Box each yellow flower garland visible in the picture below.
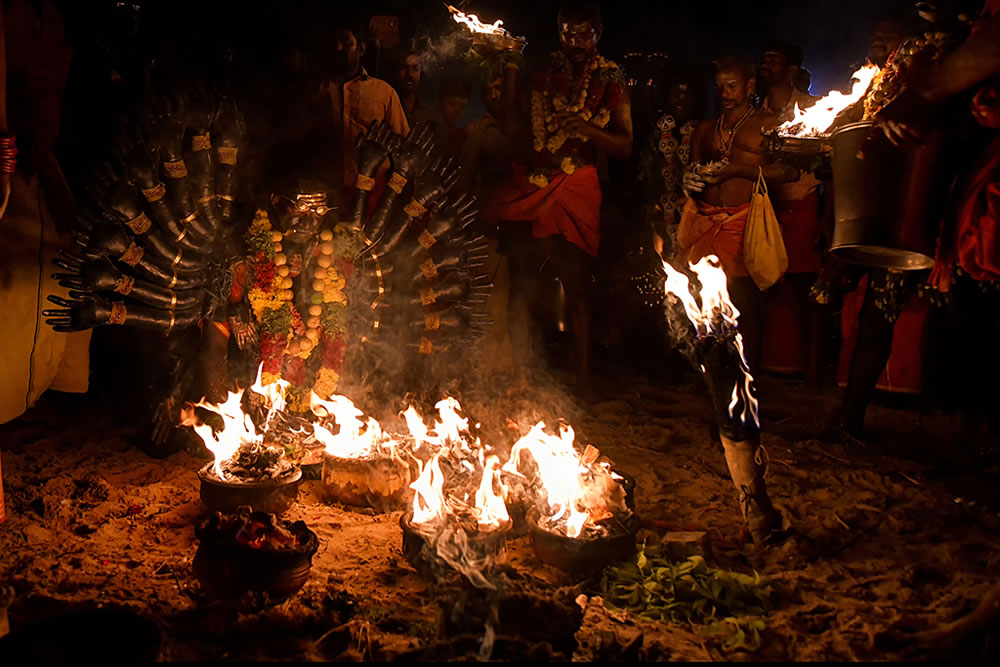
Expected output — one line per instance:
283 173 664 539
531 55 618 158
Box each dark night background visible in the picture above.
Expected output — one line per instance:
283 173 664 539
52 0 913 107
48 0 917 190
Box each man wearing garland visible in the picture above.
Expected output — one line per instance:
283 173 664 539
488 0 632 395
680 55 798 378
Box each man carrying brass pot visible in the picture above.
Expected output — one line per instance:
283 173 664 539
866 0 1000 457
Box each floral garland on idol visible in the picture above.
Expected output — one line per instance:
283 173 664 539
527 51 625 188
244 209 358 413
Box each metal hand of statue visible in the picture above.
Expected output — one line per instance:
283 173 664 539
180 80 218 134
425 192 478 239
391 121 436 179
411 152 460 208
149 95 188 162
43 291 115 332
355 120 401 176
52 255 125 292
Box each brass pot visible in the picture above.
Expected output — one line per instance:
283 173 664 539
830 120 950 270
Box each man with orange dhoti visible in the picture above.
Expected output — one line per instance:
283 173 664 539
488 0 632 396
867 0 1000 455
680 55 798 378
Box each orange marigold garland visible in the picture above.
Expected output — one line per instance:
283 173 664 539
244 209 353 407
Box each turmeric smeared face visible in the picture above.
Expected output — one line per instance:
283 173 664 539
559 19 601 65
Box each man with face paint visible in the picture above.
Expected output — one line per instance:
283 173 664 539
680 55 799 378
307 16 409 205
757 41 824 382
488 0 632 396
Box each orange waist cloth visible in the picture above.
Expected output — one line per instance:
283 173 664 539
776 193 822 274
677 198 751 277
486 164 601 256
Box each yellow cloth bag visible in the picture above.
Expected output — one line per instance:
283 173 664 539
744 168 788 290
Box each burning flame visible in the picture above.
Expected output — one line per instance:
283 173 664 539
475 454 510 530
446 3 510 36
661 256 739 337
662 255 759 428
187 389 262 481
777 64 879 137
407 397 510 531
411 453 447 524
502 422 622 538
249 363 290 429
311 392 398 460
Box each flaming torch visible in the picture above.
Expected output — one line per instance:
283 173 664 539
445 3 527 53
661 256 782 544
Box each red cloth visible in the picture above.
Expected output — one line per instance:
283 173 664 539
487 164 602 256
676 198 751 277
837 274 929 394
762 280 804 375
929 1 1000 290
776 193 822 274
955 136 1000 282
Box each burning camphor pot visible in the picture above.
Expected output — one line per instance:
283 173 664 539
446 3 527 53
312 393 413 511
764 64 880 162
401 400 513 589
183 380 304 515
503 423 640 575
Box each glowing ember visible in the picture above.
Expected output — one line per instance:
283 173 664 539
662 255 759 428
777 64 879 138
446 3 510 37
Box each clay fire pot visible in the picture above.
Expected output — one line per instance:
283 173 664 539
399 513 513 577
198 463 302 515
526 507 640 577
193 512 319 601
321 454 412 511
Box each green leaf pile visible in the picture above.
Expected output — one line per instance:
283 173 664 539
600 544 776 652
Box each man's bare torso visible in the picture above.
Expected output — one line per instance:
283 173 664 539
693 110 777 207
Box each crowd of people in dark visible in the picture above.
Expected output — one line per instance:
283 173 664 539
2 0 999 466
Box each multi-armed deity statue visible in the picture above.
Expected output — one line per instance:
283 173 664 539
44 86 493 450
